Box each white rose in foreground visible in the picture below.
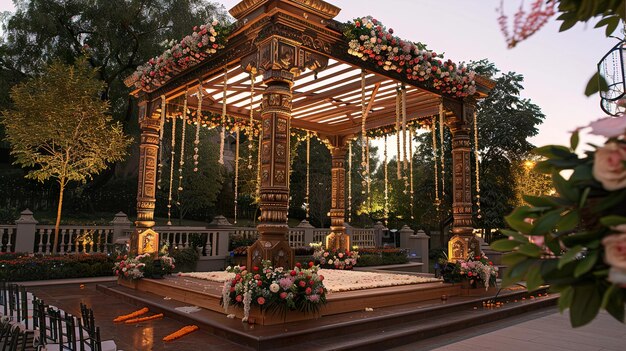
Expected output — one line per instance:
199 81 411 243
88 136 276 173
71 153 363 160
592 142 626 191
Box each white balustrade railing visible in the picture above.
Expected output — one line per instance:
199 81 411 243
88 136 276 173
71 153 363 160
34 226 113 254
312 229 330 245
288 229 305 248
0 225 16 253
154 226 220 257
350 228 376 248
8 211 386 258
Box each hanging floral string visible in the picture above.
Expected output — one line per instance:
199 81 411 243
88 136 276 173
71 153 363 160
366 136 371 211
401 84 408 172
360 70 368 209
432 117 440 208
473 108 482 219
306 131 310 220
348 141 352 223
167 108 177 226
439 103 446 198
219 67 228 165
157 95 166 189
177 89 188 195
234 127 240 224
256 128 262 201
247 72 256 170
409 126 415 220
395 85 401 179
193 81 203 172
383 135 389 225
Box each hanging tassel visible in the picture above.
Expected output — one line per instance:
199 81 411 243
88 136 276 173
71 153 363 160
473 108 482 219
409 126 415 220
439 103 446 198
219 67 228 165
432 116 440 208
395 85 401 179
256 128 262 201
401 84 408 172
383 135 389 225
157 95 166 188
305 131 310 220
348 141 352 223
234 128 240 224
366 136 371 212
193 81 203 172
360 70 368 209
247 72 256 170
167 110 177 226
177 89 188 194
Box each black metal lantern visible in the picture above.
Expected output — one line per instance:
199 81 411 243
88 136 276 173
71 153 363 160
599 40 626 116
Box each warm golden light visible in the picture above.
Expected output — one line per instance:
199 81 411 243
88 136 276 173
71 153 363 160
523 160 535 169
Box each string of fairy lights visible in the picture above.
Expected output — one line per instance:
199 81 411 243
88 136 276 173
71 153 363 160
154 69 482 227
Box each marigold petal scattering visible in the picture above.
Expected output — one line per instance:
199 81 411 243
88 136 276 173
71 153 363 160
163 325 199 342
113 307 149 322
124 313 164 324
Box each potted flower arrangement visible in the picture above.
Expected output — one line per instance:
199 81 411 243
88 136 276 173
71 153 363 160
222 260 327 323
311 243 359 270
114 253 176 287
491 114 626 326
457 254 499 290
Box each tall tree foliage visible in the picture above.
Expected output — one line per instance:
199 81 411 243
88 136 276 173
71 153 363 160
0 0 229 113
0 0 229 220
1 60 133 253
470 60 545 234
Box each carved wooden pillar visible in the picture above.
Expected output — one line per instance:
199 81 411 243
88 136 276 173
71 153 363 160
447 101 480 262
326 143 349 251
247 69 295 269
131 97 161 255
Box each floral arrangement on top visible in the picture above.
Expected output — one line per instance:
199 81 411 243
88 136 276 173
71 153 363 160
113 253 176 280
344 17 477 98
311 243 359 270
491 114 626 327
222 260 327 322
132 20 231 90
438 253 498 290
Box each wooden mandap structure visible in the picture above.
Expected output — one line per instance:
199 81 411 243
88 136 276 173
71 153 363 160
125 0 495 267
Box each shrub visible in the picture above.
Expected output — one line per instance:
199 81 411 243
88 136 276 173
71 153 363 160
356 248 408 267
170 247 199 272
0 253 115 281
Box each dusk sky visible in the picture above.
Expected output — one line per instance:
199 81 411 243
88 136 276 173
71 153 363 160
0 0 613 155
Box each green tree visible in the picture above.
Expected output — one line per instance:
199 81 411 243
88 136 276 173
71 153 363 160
157 119 224 224
471 60 545 235
1 60 132 253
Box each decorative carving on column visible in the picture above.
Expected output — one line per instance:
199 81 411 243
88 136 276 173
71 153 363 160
447 101 479 262
326 141 349 251
243 28 329 269
132 97 161 255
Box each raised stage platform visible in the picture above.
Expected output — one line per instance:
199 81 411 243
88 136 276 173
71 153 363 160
118 274 462 324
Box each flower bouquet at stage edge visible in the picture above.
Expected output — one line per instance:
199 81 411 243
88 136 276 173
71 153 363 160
490 114 626 327
438 253 498 290
221 260 327 322
457 254 499 290
310 243 359 270
113 253 175 280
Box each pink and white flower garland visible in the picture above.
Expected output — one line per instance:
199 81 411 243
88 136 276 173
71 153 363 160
132 20 228 90
346 16 477 98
